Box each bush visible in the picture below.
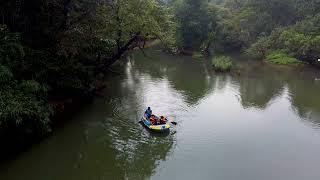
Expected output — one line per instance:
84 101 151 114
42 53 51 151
212 56 233 71
0 26 53 137
246 15 320 63
266 51 303 65
0 66 53 135
246 36 272 59
278 29 320 62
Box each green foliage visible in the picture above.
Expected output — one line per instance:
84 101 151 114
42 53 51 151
0 66 52 134
246 36 272 59
212 56 233 71
0 65 13 83
201 31 216 52
223 0 247 11
208 0 320 57
58 0 176 57
278 29 320 61
246 0 297 26
174 0 217 50
246 14 320 63
0 26 53 135
0 25 25 64
1 24 94 96
213 6 244 51
266 51 303 65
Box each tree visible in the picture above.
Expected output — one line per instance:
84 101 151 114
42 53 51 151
58 0 175 69
0 25 52 137
174 0 217 50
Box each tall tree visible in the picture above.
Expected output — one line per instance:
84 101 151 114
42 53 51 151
58 0 174 68
174 0 217 50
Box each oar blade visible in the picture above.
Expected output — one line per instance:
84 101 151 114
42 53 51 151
170 121 177 125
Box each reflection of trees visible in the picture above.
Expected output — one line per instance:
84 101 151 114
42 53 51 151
233 62 320 124
233 64 286 109
287 72 320 123
131 48 214 105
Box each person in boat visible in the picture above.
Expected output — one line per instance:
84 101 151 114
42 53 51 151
145 107 152 118
156 116 161 125
150 114 156 125
160 116 167 124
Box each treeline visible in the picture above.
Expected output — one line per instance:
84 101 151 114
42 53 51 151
225 0 320 64
169 0 320 64
0 0 174 157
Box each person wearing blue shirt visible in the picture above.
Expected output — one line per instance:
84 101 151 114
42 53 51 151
145 107 152 118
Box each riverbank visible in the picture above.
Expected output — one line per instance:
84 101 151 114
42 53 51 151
0 41 318 163
0 39 163 162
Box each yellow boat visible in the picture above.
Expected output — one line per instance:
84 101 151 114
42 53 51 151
141 115 170 132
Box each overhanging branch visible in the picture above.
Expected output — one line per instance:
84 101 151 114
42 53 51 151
100 32 141 70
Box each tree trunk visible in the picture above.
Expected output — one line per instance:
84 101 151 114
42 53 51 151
100 32 141 70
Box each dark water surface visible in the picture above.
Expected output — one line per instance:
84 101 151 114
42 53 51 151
1 47 320 180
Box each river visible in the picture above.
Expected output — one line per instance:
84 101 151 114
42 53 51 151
1 47 320 180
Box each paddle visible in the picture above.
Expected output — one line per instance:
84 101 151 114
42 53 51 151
170 121 178 125
164 115 177 125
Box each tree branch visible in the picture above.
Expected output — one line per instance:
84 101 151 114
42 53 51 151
100 32 141 70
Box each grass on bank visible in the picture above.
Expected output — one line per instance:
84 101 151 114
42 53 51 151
266 52 303 65
192 52 204 59
212 56 233 72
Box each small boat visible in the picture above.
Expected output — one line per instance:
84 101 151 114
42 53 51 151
141 115 170 132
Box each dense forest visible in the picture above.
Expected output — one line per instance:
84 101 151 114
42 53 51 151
172 0 320 63
0 0 319 158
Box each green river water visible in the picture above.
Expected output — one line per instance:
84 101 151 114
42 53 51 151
1 47 320 180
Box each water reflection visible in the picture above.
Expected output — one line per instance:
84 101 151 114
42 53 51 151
233 62 320 125
231 62 285 109
131 50 215 106
287 70 320 125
